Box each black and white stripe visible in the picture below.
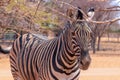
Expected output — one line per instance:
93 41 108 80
10 8 92 80
10 20 92 80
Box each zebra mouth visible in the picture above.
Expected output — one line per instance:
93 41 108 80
79 62 89 70
79 59 91 70
78 50 91 70
80 61 84 65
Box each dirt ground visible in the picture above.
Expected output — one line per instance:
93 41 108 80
0 37 120 80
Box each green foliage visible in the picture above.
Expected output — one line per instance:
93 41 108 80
107 29 120 33
5 0 59 30
115 29 120 33
6 0 30 12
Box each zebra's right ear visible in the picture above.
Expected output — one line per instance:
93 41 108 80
87 7 95 20
64 21 72 29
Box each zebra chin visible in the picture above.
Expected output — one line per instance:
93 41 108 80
79 60 91 70
79 55 91 70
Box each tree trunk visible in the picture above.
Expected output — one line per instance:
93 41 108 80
107 32 110 42
92 38 96 53
97 36 101 51
91 35 96 54
117 36 119 42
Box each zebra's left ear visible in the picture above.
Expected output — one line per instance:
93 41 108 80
75 7 83 20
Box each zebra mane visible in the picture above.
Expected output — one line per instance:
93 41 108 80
63 20 85 32
64 21 72 29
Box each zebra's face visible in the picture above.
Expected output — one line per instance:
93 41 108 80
72 21 92 70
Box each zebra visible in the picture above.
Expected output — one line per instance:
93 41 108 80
10 8 93 80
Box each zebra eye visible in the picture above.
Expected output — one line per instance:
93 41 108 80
71 31 75 36
75 24 80 28
80 23 84 27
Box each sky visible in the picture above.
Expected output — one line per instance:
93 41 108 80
110 0 120 24
111 0 120 5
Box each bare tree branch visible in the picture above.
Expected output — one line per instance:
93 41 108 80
55 1 88 18
107 6 120 9
89 18 120 24
69 0 74 4
34 0 42 17
46 7 74 21
98 9 120 12
52 1 120 24
33 1 120 24
45 5 120 24
97 6 120 12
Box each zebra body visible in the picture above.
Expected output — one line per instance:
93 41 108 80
10 7 92 80
10 30 81 80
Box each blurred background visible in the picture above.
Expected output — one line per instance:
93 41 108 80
0 0 120 80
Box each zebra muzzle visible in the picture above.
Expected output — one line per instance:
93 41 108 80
79 50 91 70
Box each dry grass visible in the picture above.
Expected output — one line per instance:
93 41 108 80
80 76 120 80
0 37 120 80
0 55 13 80
80 37 120 80
80 55 120 80
90 55 120 68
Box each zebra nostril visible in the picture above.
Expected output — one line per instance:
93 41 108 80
81 60 87 65
79 60 91 70
80 61 84 65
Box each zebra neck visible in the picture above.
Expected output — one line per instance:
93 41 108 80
57 30 78 67
60 29 72 49
50 32 79 76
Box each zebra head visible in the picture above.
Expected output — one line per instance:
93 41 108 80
72 20 92 70
67 7 92 70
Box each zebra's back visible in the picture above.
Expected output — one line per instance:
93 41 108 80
10 33 53 80
10 33 80 80
10 6 92 80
